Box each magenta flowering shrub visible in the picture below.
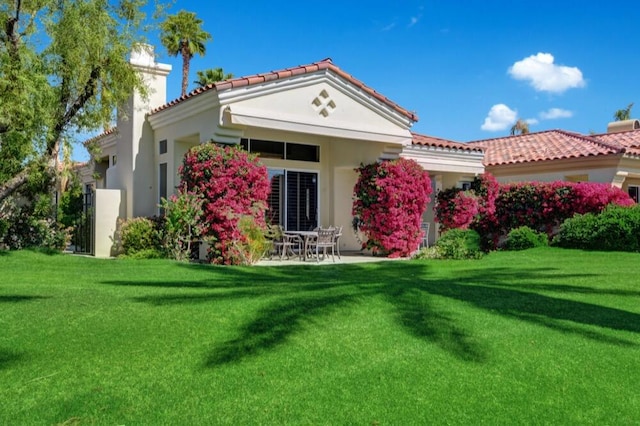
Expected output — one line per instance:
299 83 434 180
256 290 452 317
434 173 635 250
434 174 499 232
352 158 432 257
434 190 479 230
179 143 270 264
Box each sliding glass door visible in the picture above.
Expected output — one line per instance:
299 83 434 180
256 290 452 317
267 169 318 231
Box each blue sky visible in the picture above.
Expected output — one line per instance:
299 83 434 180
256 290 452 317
145 1 637 142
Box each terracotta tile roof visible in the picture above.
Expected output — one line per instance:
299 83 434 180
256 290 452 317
150 58 418 122
591 129 640 156
82 128 117 146
411 132 484 153
468 129 625 166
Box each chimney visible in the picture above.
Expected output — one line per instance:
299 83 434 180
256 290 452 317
607 119 640 133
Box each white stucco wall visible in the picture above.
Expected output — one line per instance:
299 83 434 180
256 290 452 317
93 189 126 258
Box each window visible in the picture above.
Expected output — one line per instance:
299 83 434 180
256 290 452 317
159 139 167 155
111 155 117 166
241 138 319 162
286 143 319 162
457 181 472 190
249 139 284 159
266 168 318 231
159 163 167 204
629 186 639 203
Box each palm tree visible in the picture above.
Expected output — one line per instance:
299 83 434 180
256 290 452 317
160 10 212 97
613 103 634 121
510 119 530 135
194 68 234 87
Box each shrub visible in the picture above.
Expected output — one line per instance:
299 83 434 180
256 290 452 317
180 143 270 265
118 217 162 256
503 226 548 251
435 189 478 231
159 191 204 261
1 196 70 251
352 158 432 257
412 246 440 260
232 215 272 265
435 229 483 260
435 174 635 251
553 205 640 251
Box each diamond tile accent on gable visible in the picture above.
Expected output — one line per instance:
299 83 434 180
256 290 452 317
311 89 336 118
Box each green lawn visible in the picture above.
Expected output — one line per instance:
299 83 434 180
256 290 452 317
1 248 640 425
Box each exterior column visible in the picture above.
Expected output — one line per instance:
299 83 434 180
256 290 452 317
433 174 443 241
612 171 628 188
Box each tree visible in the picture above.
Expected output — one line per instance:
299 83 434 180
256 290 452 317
0 0 159 205
160 10 212 97
613 103 634 121
194 67 233 87
510 119 530 135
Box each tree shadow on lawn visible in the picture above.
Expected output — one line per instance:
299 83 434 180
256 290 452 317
101 261 640 366
0 295 49 303
102 262 309 290
0 348 23 370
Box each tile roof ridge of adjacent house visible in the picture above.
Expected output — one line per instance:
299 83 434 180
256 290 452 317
150 58 418 122
467 128 561 144
467 128 626 166
468 128 625 152
411 132 484 152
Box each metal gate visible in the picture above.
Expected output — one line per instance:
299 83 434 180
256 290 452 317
73 189 94 255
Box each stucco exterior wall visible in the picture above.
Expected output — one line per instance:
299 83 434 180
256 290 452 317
93 189 125 258
488 167 618 184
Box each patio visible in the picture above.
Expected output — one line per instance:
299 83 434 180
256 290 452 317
257 250 408 266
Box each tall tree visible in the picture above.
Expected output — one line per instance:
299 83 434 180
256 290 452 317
510 119 530 135
613 103 634 121
160 10 212 97
194 67 233 87
0 0 159 204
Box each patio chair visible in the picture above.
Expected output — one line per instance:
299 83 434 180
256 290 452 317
307 227 336 262
331 225 343 259
271 226 300 260
420 222 430 249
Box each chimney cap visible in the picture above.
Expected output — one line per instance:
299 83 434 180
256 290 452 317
607 119 640 133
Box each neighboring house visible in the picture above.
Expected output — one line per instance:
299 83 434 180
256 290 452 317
82 45 483 257
467 121 640 201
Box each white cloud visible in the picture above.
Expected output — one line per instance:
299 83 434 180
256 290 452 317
526 118 539 126
408 6 423 27
481 104 517 131
382 22 397 31
539 108 573 120
508 53 585 93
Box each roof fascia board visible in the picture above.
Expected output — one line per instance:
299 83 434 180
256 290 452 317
225 104 411 144
148 90 220 130
402 146 485 174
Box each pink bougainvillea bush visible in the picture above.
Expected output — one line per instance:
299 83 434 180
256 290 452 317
352 158 432 257
179 143 270 264
434 173 635 250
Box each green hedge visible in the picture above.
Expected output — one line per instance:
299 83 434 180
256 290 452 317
503 226 548 251
553 205 640 251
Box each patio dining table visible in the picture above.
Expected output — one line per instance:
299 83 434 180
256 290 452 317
284 230 318 261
